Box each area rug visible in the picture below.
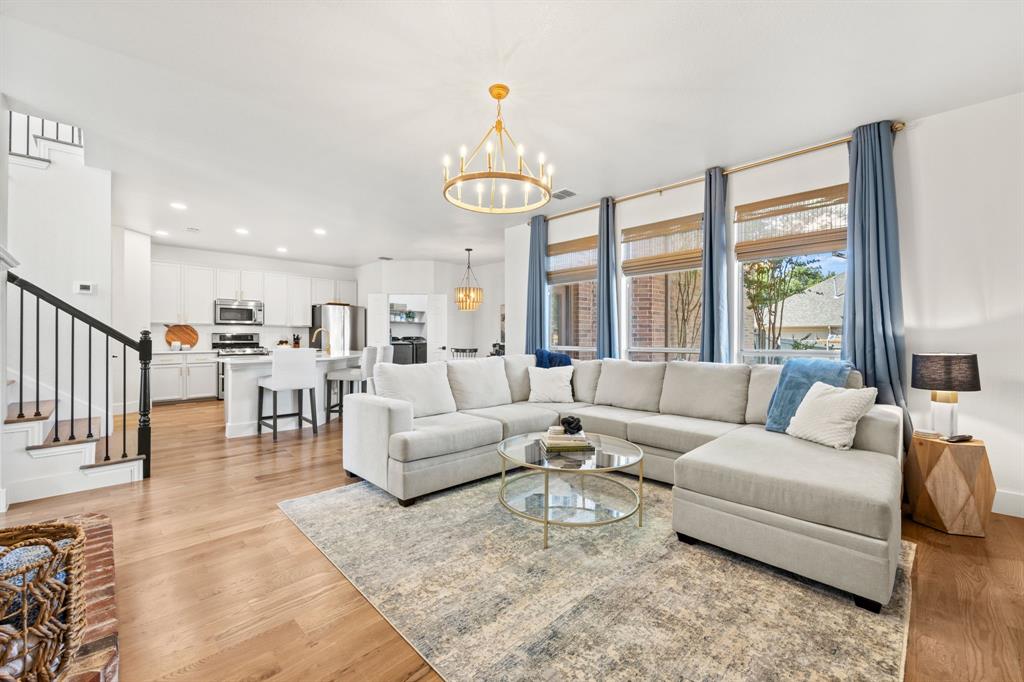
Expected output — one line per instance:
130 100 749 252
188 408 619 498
280 476 914 681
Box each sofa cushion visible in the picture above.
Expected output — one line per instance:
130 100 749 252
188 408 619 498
528 365 575 403
659 362 750 423
786 382 879 450
674 424 900 540
446 357 512 410
463 404 560 438
389 412 502 462
503 354 536 403
571 359 602 403
374 361 456 418
593 359 666 412
745 365 865 425
563 404 659 440
628 414 742 454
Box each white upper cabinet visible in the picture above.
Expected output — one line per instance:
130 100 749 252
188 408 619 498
263 272 289 326
311 278 335 306
151 262 182 323
240 271 264 301
335 280 357 305
287 276 312 327
215 269 241 300
183 266 215 324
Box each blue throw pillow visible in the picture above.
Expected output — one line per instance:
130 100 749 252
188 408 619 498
765 358 853 433
535 349 572 369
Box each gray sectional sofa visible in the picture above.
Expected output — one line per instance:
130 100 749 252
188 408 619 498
343 355 904 610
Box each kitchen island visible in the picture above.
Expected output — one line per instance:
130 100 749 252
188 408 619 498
221 351 362 438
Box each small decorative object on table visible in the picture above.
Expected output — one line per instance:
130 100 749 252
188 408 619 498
906 434 996 536
0 522 86 680
560 416 583 435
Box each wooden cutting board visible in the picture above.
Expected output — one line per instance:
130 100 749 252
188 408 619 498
164 324 199 349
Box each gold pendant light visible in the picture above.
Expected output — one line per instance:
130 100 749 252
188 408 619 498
442 84 554 214
455 248 484 311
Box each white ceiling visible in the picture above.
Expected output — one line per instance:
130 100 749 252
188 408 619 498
1 1 1021 267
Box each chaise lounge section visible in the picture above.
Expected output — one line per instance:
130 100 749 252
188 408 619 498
343 354 904 609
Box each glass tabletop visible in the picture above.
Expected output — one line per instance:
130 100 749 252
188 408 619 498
497 432 643 472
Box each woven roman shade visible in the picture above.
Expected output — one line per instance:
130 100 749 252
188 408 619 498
621 213 703 276
734 183 849 260
547 235 598 284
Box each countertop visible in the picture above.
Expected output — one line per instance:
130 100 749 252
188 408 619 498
153 349 219 355
220 351 360 366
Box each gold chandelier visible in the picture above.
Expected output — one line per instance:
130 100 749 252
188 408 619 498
454 248 484 311
442 84 553 214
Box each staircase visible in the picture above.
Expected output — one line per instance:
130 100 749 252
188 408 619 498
3 271 153 508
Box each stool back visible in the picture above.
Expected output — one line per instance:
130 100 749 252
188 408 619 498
271 348 318 389
378 344 394 364
358 345 378 380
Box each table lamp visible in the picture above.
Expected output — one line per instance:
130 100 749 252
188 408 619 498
911 353 981 438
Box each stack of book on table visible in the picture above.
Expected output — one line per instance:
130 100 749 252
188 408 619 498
540 426 595 453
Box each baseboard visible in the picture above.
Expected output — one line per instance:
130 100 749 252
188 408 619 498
993 489 1024 518
0 488 7 513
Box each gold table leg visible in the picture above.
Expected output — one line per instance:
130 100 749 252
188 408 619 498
543 470 550 549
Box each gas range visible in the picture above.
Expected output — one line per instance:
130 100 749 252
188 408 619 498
212 332 269 357
216 347 271 357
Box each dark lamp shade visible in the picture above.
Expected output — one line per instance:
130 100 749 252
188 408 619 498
911 353 981 392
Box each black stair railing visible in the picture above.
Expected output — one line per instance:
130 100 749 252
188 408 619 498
6 271 152 478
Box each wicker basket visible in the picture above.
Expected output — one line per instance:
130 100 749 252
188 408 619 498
0 522 86 681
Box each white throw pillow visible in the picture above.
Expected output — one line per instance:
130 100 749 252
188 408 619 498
786 381 879 450
503 354 536 403
447 357 513 410
571 359 602 403
373 361 457 418
527 366 575 403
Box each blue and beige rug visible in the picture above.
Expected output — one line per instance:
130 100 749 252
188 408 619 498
280 476 913 681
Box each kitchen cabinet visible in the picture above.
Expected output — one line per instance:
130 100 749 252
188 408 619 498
151 364 185 402
287 276 312 327
151 262 182 323
311 278 335 305
335 279 357 304
240 271 264 300
215 269 241 300
184 363 218 399
183 266 215 324
263 273 289 326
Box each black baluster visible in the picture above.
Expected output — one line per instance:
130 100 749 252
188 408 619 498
104 335 110 461
87 327 94 438
34 296 40 417
53 307 59 443
69 318 76 440
137 331 152 479
122 343 127 458
17 288 24 418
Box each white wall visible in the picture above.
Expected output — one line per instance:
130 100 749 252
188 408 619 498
6 142 112 421
111 227 151 409
503 224 531 355
895 92 1024 517
472 261 505 353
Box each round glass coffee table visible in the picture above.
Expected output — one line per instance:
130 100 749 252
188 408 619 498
497 432 644 548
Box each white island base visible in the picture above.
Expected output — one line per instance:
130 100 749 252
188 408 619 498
222 352 362 438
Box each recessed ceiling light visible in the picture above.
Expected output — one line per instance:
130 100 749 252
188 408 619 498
276 247 288 253
235 227 249 235
185 226 200 232
154 230 169 237
378 256 393 261
169 201 187 211
313 227 327 236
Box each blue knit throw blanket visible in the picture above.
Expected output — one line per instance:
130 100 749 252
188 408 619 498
535 349 572 368
765 358 853 433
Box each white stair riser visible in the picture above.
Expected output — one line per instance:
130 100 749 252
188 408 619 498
7 461 142 505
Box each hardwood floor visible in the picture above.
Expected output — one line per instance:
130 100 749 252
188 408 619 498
1 400 1021 681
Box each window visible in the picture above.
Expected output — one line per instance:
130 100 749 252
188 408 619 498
735 184 848 364
547 236 598 359
622 213 703 362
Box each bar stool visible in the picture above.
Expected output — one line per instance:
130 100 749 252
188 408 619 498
257 348 319 441
378 344 394 364
326 345 377 421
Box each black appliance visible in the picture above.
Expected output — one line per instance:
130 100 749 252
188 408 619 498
404 336 427 364
391 336 427 364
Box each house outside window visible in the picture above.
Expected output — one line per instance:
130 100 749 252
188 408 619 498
622 213 704 362
547 236 598 359
734 184 849 364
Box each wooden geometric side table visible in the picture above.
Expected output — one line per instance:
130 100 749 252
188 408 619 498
906 435 996 537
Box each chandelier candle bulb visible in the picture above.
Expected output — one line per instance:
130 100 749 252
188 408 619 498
459 145 466 174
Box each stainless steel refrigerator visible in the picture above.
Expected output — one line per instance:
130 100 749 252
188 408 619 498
311 304 366 354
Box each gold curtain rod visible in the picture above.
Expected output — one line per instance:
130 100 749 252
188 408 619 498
547 121 906 221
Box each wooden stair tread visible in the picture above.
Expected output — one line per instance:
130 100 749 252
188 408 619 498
80 454 146 470
5 399 56 424
26 417 102 450
93 428 139 465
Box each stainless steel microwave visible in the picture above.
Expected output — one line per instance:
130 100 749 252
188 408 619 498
214 299 264 325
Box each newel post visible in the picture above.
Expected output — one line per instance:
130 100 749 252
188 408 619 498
137 330 152 478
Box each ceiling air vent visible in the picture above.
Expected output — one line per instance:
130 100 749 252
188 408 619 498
551 188 576 200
